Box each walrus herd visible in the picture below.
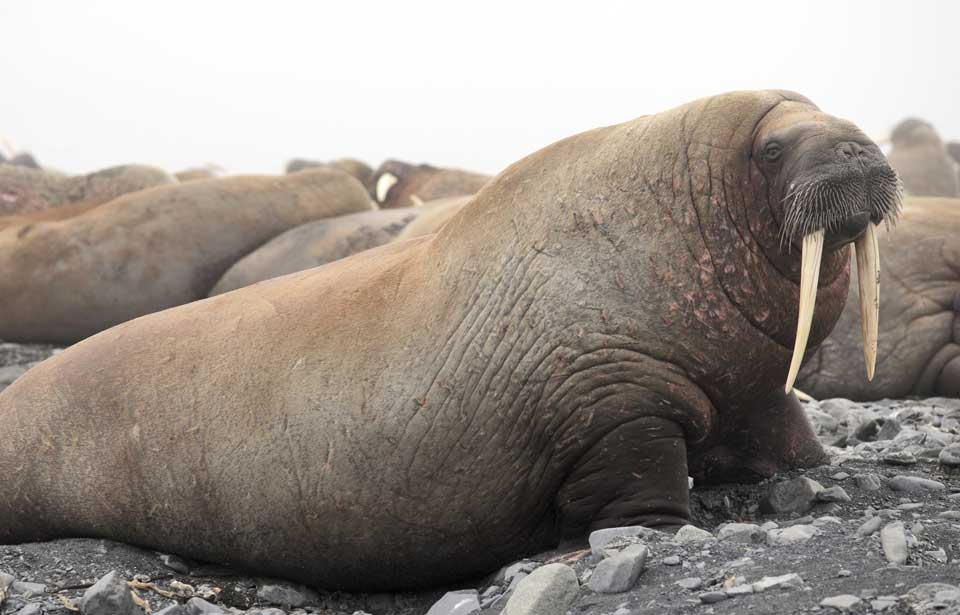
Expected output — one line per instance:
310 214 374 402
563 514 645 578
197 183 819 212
0 89 956 592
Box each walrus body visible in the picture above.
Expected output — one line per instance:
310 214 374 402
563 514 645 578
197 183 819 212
391 195 470 242
0 91 900 590
798 197 960 400
209 207 419 296
886 119 960 198
0 169 373 343
371 159 490 208
287 158 374 188
0 164 174 216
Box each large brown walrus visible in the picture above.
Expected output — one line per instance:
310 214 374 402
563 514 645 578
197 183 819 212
0 169 373 344
371 159 490 208
798 196 959 400
0 164 174 216
286 157 374 188
885 118 960 198
391 195 470 242
0 91 900 590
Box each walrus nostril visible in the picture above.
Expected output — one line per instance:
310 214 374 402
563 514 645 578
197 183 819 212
836 142 865 159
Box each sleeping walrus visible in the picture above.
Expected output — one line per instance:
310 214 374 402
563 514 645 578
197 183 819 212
885 118 959 198
0 90 899 590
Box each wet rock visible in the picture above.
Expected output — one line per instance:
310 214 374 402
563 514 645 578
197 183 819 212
715 523 765 543
425 590 481 615
853 474 882 491
820 594 863 611
752 573 804 592
588 526 656 556
502 563 578 615
887 475 945 492
817 486 852 502
80 570 138 615
767 524 819 546
880 521 909 565
676 577 703 590
588 545 647 593
674 525 714 544
256 581 319 608
698 591 728 604
760 477 823 514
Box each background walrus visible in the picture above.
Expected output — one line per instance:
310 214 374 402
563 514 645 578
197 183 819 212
371 159 490 208
0 169 374 343
0 91 900 590
798 196 959 400
885 118 960 198
0 164 174 216
286 157 374 188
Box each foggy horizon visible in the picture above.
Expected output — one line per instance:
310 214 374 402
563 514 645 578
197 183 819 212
2 1 957 177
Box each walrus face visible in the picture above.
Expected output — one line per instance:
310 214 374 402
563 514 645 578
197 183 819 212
753 110 902 393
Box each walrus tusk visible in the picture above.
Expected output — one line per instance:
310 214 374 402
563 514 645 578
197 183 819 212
854 224 880 380
785 230 825 393
376 173 398 203
793 389 815 402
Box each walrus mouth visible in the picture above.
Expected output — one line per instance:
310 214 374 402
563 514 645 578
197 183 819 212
781 167 902 393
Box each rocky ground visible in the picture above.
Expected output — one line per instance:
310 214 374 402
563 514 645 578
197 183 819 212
0 343 958 615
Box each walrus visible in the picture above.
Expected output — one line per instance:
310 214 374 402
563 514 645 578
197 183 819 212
0 164 174 216
174 165 224 183
8 152 40 169
286 158 374 187
0 169 374 344
209 207 419 296
391 195 471 242
885 118 960 197
798 196 959 400
0 90 900 591
371 159 490 208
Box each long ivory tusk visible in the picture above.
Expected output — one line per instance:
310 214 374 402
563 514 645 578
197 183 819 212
376 173 398 204
854 224 880 380
785 230 825 393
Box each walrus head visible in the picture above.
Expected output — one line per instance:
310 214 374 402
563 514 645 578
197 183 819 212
753 103 902 392
890 117 942 149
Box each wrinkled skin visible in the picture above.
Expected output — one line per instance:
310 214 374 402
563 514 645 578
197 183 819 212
886 118 960 198
210 207 419 296
798 197 960 400
371 159 490 208
0 91 895 591
0 169 374 343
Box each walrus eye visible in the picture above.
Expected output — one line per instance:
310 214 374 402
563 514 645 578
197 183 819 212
763 142 782 162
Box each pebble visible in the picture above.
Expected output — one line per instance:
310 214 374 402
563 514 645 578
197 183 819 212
726 584 754 596
882 450 918 465
715 523 765 543
80 570 139 615
853 474 882 491
588 526 656 557
838 569 852 577
698 591 728 604
830 472 850 481
886 475 945 492
940 443 960 467
661 555 681 566
673 525 715 544
185 598 225 614
817 486 852 503
588 545 647 594
820 594 863 611
857 516 883 538
256 581 319 608
752 573 804 592
502 563 579 615
813 516 842 527
896 502 923 511
425 590 481 615
760 477 823 514
676 577 703 590
766 524 819 546
880 521 909 565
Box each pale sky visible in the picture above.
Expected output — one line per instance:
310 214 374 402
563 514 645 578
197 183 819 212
1 1 957 176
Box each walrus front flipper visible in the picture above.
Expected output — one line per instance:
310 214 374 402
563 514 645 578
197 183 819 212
556 416 690 537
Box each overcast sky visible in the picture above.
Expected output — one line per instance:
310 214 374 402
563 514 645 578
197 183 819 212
1 1 957 176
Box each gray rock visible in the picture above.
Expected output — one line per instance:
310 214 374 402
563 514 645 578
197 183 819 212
926 548 948 563
502 563 578 615
588 545 647 594
0 570 13 592
699 591 728 604
820 594 863 611
676 577 703 590
256 581 319 608
588 526 656 557
498 561 540 591
716 523 765 543
877 417 902 440
186 598 225 614
674 525 714 544
882 450 918 465
853 474 882 491
247 610 286 615
907 582 960 603
752 573 804 592
726 584 755 596
856 516 883 537
760 477 823 514
661 555 681 566
896 502 924 511
938 511 960 520
10 581 45 597
830 472 851 480
806 408 839 434
766 524 819 546
759 521 779 531
80 570 138 615
425 590 481 615
813 516 842 527
817 486 852 502
880 521 909 565
888 475 945 492
0 365 26 388
939 444 960 467
16 605 43 615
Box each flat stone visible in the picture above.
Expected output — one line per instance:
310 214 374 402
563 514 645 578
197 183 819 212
820 594 863 611
716 523 765 543
80 571 138 615
588 526 656 557
880 521 909 565
256 581 320 608
588 545 647 594
926 548 948 563
186 597 225 614
502 563 578 615
16 605 43 615
938 511 960 520
940 444 960 467
661 555 681 566
752 573 804 592
760 477 823 514
838 569 852 577
856 516 882 537
877 417 902 440
726 584 754 596
854 474 882 491
887 475 945 492
10 581 46 598
676 577 703 590
425 590 481 615
698 591 728 604
766 524 819 546
759 521 779 531
896 502 924 511
907 583 960 602
246 610 286 615
882 450 917 465
817 486 851 502
813 516 842 527
674 525 714 544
